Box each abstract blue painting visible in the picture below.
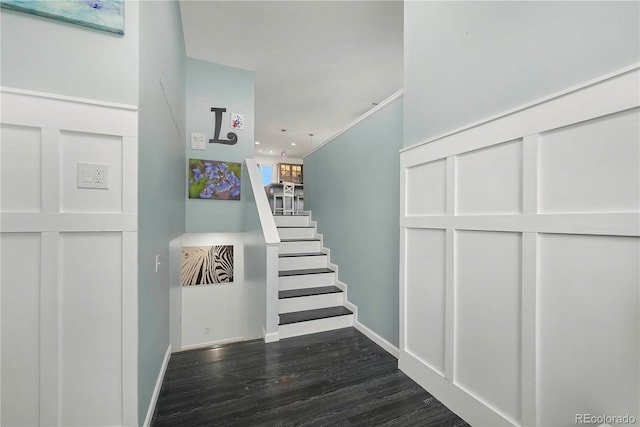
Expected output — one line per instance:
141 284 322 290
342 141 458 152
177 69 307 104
1 0 124 35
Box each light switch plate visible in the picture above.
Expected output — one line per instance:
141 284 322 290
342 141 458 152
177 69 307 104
191 132 206 150
77 163 109 189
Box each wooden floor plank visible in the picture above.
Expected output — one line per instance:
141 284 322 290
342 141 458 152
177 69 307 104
152 327 469 426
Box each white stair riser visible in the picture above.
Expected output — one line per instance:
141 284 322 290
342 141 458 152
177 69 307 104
279 293 344 314
279 255 328 271
279 272 335 290
277 227 315 239
274 215 310 227
279 240 322 254
279 315 354 340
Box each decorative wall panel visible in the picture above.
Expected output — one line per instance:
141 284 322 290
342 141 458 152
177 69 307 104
0 124 42 212
404 228 446 373
399 66 640 427
539 109 640 214
0 233 41 426
456 139 522 215
537 233 639 426
0 88 137 426
405 159 446 216
454 230 521 423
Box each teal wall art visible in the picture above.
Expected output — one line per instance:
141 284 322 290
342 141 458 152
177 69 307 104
1 0 124 35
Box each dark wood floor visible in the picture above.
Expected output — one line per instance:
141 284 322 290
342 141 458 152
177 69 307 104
152 327 470 427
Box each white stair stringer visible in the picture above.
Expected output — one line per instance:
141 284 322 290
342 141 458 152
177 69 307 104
274 211 353 340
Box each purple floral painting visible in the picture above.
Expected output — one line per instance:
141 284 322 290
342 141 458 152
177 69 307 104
189 159 241 200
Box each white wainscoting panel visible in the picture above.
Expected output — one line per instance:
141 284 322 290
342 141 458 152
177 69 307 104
405 159 447 216
404 228 446 374
0 233 41 426
0 88 137 426
537 233 639 427
0 124 42 213
456 139 522 215
539 109 640 214
454 230 521 424
61 131 124 213
399 66 640 427
60 232 123 426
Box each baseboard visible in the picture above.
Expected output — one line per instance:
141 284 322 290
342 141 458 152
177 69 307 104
143 344 171 427
334 279 399 359
180 336 243 351
354 319 400 359
264 328 280 343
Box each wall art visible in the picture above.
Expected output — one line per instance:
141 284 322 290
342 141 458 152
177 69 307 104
189 158 241 200
231 113 245 130
181 245 234 286
1 0 125 35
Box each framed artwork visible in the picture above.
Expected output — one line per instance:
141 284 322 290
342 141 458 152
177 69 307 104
181 245 234 286
1 0 125 35
189 159 241 200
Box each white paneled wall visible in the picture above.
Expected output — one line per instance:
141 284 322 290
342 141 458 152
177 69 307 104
0 88 137 426
399 66 640 427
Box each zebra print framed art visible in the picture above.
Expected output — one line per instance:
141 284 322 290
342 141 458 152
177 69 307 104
181 245 234 286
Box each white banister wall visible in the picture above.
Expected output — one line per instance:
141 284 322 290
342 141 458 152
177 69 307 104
243 159 281 342
399 66 640 427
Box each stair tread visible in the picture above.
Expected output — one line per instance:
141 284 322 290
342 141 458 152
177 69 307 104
279 267 333 277
273 213 309 216
279 252 326 258
279 286 342 299
279 306 353 325
280 238 321 242
277 226 314 229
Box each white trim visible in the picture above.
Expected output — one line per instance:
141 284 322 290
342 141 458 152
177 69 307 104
400 213 640 237
143 344 171 427
305 89 404 157
0 86 138 111
264 331 280 343
400 63 639 154
354 319 400 359
1 213 138 233
180 337 244 352
245 159 280 245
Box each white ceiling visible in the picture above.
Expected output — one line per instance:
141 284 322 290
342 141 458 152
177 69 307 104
179 1 403 159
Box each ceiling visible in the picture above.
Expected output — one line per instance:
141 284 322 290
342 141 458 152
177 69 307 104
179 1 403 159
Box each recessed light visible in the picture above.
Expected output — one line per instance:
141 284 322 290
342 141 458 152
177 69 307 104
269 150 273 154
291 142 296 146
254 141 260 145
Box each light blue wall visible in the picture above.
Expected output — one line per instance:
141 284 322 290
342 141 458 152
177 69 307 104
0 2 138 104
185 58 255 232
404 1 640 147
304 98 403 346
138 1 186 425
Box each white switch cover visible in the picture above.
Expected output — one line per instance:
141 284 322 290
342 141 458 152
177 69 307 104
77 163 109 189
191 132 206 150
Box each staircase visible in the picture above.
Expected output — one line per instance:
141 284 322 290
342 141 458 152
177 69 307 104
274 213 354 339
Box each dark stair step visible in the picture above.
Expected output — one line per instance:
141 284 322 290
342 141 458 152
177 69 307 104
279 306 353 325
280 238 320 242
279 268 333 277
279 286 342 299
279 252 326 258
276 226 314 228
